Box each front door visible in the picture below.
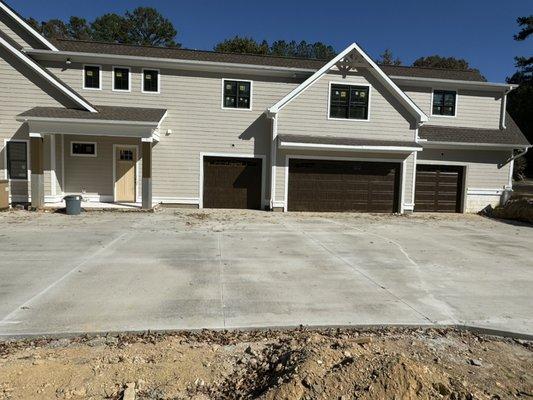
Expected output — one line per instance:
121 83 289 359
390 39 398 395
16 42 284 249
115 147 136 202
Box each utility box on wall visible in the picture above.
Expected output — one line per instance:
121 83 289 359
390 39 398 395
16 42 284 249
0 180 9 210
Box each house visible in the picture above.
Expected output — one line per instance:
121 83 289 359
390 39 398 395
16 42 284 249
0 1 530 213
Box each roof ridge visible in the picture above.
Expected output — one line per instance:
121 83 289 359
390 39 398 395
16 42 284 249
380 63 480 74
53 38 330 63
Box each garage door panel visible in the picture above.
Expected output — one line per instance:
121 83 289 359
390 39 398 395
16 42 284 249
203 157 262 209
415 165 463 213
288 159 400 213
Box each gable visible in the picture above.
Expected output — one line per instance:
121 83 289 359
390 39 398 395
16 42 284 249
0 0 57 50
276 69 415 142
268 43 428 125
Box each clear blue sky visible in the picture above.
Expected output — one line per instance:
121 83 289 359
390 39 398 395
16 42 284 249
7 0 532 82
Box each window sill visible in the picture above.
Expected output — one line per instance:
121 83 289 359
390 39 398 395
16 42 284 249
327 116 370 122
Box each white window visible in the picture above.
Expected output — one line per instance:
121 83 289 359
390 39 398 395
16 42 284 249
113 67 131 92
71 142 97 157
83 65 101 90
222 79 252 110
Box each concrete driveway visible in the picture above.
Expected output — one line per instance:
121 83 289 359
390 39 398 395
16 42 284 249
1 209 532 337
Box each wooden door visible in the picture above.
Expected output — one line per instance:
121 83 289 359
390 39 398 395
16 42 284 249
115 147 136 202
203 157 262 209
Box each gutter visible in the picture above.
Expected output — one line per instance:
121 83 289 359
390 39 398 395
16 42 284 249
390 75 518 91
24 48 317 77
500 147 529 168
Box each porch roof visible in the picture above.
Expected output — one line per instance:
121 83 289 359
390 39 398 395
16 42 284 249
17 105 167 124
16 106 167 141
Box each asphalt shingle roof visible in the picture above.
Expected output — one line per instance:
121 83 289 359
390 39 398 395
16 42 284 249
18 105 167 123
53 39 486 82
419 114 530 147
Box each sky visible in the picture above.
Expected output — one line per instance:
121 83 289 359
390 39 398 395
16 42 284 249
7 0 532 82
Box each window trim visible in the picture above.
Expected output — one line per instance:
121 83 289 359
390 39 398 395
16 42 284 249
141 68 161 94
430 89 458 118
82 64 102 90
112 66 131 92
70 141 97 158
221 79 253 111
3 139 29 181
327 81 372 122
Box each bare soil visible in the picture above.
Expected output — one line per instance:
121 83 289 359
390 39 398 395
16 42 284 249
0 328 532 400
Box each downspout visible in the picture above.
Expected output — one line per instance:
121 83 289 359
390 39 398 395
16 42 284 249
500 86 514 129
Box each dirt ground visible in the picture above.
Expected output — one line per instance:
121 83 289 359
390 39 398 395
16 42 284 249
0 328 531 400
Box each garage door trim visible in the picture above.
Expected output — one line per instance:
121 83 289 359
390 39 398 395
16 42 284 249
284 154 405 212
199 152 267 209
415 162 467 213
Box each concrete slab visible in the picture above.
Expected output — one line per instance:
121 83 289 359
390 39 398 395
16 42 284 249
0 209 532 336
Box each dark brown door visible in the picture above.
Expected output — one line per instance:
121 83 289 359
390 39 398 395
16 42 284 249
288 159 400 212
415 165 464 213
203 157 262 209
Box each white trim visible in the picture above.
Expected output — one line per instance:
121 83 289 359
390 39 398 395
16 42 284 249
112 66 131 92
26 49 317 77
17 116 162 126
82 64 102 90
390 75 516 91
327 81 371 122
278 141 421 153
3 139 30 182
467 188 505 196
284 154 406 212
420 140 529 150
270 114 278 209
141 68 161 94
112 144 140 202
0 37 96 112
411 151 417 207
61 135 65 193
153 197 200 204
199 152 267 209
70 141 97 157
0 2 58 51
400 158 406 213
50 135 56 197
430 88 458 118
220 79 253 111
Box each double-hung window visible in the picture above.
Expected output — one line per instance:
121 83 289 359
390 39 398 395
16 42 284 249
223 80 251 109
113 67 130 91
83 65 101 89
6 141 28 180
329 84 370 120
432 90 457 116
142 69 159 93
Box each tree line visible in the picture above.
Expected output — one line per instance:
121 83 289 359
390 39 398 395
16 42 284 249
28 9 532 176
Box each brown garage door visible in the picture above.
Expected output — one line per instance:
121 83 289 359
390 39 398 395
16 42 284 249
415 165 464 213
288 159 401 212
203 157 262 209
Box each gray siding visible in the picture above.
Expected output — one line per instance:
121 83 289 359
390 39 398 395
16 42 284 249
402 86 502 129
277 70 416 142
417 148 511 189
46 61 300 201
63 135 141 200
0 50 61 200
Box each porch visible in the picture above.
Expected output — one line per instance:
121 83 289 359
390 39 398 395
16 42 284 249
15 105 167 210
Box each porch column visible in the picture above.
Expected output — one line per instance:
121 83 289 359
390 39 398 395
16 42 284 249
30 133 44 209
141 138 152 209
